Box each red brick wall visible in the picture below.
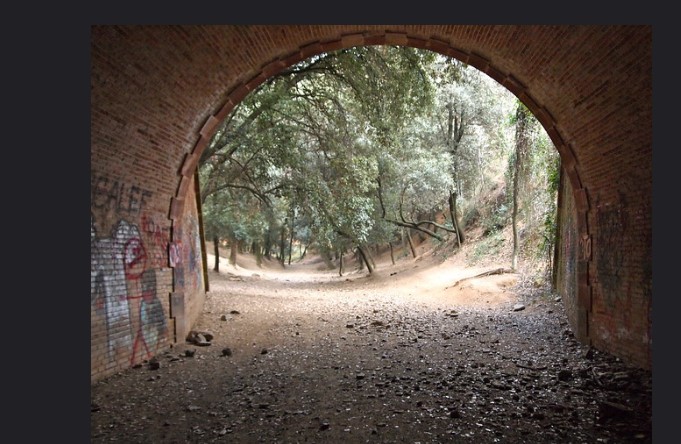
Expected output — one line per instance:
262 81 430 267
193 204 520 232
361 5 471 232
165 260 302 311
91 25 652 380
554 171 579 337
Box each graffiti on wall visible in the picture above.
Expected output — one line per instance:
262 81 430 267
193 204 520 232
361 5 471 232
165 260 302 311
91 175 153 215
91 214 168 365
141 214 170 268
171 208 204 293
183 214 204 293
596 204 626 302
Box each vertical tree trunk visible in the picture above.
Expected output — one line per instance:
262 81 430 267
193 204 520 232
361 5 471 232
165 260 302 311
254 242 262 267
264 238 271 259
288 212 295 265
389 242 395 265
339 250 344 276
279 222 287 266
512 103 530 271
229 235 238 266
552 166 564 290
213 236 220 272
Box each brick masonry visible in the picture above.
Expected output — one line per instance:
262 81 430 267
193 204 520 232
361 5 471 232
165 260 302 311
90 25 652 381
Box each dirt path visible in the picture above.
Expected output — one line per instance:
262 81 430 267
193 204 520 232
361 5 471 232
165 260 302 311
91 250 652 443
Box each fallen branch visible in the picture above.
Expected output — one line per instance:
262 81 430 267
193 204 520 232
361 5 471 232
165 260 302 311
514 362 548 371
445 267 515 289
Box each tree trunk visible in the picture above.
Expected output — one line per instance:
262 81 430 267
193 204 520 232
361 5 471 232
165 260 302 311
511 104 530 271
322 250 335 270
229 235 238 266
407 230 417 258
511 170 519 270
357 246 374 274
279 222 286 266
389 242 395 265
254 241 262 267
339 250 344 276
288 212 295 265
213 236 220 272
356 248 364 271
552 166 564 290
264 228 272 259
448 192 463 248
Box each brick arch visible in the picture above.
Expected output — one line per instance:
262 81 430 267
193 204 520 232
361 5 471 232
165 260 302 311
91 25 652 380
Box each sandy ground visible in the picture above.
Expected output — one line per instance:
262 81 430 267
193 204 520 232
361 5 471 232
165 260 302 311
91 245 652 443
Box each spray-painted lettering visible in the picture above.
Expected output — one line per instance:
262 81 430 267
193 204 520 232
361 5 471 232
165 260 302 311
92 175 153 215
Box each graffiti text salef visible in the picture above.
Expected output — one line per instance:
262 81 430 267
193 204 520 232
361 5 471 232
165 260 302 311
92 175 153 215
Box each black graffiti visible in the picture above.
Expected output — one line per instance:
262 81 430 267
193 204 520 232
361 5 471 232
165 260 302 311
596 205 627 300
92 175 152 215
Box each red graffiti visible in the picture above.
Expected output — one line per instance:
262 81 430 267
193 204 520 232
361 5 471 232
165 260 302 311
141 214 170 267
169 242 181 267
123 238 147 279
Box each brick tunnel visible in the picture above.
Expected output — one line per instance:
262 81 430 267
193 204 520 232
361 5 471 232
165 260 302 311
90 25 652 383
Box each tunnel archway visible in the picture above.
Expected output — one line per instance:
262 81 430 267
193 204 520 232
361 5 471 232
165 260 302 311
91 25 651 381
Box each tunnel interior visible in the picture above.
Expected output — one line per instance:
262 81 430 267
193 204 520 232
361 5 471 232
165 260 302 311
91 25 652 384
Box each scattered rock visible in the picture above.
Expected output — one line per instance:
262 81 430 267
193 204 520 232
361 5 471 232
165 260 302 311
557 369 573 382
512 304 526 312
186 330 213 346
222 347 233 357
598 400 634 423
148 358 160 370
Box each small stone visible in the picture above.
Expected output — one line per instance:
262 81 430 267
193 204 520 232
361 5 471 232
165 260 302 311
222 347 232 357
260 348 268 355
220 315 227 321
558 369 573 381
584 348 595 360
185 349 196 357
230 310 240 315
512 304 526 312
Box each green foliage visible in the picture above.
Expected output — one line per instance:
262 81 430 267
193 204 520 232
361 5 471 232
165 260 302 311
198 44 559 274
466 231 506 265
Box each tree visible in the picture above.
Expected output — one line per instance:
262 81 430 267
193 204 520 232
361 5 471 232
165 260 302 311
197 45 550 277
510 102 533 270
